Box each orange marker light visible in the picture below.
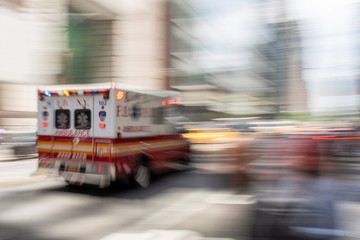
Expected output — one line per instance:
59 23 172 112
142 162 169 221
41 122 48 127
99 123 106 128
63 90 70 96
116 90 125 100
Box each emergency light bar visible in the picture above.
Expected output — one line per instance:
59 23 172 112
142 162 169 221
38 89 109 97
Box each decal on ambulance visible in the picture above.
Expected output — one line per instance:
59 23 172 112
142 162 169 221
99 100 107 107
99 111 106 121
131 104 141 120
42 111 49 121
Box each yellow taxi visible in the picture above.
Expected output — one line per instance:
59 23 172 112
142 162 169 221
182 127 240 143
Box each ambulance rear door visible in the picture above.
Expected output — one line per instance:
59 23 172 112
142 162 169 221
53 95 94 168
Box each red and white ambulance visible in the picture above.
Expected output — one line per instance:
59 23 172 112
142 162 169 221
36 83 190 188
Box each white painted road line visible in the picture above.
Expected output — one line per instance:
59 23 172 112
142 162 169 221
205 194 256 205
101 230 235 240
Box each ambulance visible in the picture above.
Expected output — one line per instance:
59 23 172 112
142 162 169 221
36 83 190 188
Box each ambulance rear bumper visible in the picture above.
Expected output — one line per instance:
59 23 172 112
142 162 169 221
37 167 112 187
59 171 112 188
36 160 116 188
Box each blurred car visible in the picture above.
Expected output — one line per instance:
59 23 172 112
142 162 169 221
0 129 37 156
246 132 324 183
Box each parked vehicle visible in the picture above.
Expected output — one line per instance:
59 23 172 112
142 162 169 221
0 129 36 157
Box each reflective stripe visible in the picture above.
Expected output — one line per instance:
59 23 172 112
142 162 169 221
37 148 52 153
38 139 188 157
53 142 72 146
112 140 188 157
53 146 72 151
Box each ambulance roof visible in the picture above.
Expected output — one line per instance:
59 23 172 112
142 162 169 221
38 82 178 97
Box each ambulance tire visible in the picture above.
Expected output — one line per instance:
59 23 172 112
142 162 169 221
180 154 190 166
133 158 151 188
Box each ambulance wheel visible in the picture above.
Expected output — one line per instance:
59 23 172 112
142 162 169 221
180 154 190 166
134 160 151 188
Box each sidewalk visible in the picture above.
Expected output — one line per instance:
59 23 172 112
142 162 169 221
0 154 40 186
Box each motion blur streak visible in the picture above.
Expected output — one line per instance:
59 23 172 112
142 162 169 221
0 0 360 240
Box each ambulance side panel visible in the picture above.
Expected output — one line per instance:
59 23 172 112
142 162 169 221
113 89 189 174
115 90 172 138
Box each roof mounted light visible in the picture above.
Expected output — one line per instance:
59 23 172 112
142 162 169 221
43 91 51 97
116 90 125 100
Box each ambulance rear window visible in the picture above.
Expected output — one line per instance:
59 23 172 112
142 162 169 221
75 109 91 129
55 109 70 129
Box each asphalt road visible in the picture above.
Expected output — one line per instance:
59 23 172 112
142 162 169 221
1 151 360 240
0 158 254 240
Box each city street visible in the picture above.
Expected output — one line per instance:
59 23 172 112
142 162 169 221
0 152 360 240
0 0 359 239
